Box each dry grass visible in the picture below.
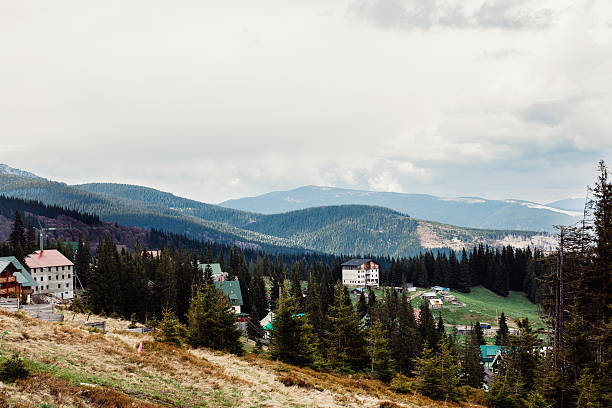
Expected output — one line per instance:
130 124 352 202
0 309 482 407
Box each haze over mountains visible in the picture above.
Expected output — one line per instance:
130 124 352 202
220 186 582 232
0 164 560 257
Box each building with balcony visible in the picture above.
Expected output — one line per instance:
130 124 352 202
341 258 380 288
0 256 36 299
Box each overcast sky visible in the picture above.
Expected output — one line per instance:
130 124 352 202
1 0 610 204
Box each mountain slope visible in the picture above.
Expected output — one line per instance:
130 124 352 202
220 185 581 231
0 170 555 258
0 174 300 253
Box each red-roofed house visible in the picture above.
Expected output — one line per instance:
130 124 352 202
25 250 75 300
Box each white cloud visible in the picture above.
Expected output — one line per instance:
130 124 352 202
0 0 610 205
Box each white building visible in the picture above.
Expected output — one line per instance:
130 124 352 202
25 250 75 300
341 258 380 288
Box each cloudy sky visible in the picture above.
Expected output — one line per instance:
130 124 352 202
1 0 610 204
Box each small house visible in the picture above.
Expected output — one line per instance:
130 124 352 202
215 280 243 314
421 292 437 300
480 345 503 369
351 287 365 296
429 298 443 309
0 257 36 300
431 286 450 294
442 294 456 302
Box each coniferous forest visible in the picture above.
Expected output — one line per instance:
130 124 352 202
0 161 610 407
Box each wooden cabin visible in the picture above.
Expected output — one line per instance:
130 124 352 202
0 256 36 300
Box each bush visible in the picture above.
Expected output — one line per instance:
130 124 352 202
0 353 30 383
390 373 414 394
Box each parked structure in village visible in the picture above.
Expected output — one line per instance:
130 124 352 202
25 250 75 300
0 256 36 299
341 258 380 288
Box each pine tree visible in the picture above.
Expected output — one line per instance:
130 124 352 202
356 291 368 320
187 283 244 355
495 312 509 346
413 336 461 401
473 321 486 346
366 319 394 382
392 290 419 374
326 281 367 372
269 285 315 367
156 307 186 346
461 324 485 388
9 211 25 252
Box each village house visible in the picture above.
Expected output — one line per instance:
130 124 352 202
0 257 36 300
215 280 243 314
429 298 443 309
199 263 228 282
420 291 437 300
341 258 380 288
25 250 75 300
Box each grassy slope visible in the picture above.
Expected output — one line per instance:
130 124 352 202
0 309 482 408
409 286 545 328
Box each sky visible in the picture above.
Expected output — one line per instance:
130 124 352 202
1 0 611 204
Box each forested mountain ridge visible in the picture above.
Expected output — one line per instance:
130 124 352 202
0 171 555 257
220 185 581 231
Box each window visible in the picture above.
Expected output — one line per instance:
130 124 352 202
46 285 49 290
65 283 69 288
34 277 37 281
56 267 59 271
68 274 71 278
56 275 59 280
40 276 44 281
62 275 64 279
62 266 65 270
58 284 61 289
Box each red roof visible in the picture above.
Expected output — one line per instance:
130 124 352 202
25 250 74 268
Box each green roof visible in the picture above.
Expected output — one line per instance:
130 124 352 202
215 280 243 307
480 345 502 362
0 256 36 288
199 263 223 276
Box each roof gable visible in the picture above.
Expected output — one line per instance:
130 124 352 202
0 256 36 287
215 280 243 306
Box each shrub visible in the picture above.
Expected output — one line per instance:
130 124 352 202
390 373 414 394
0 353 30 383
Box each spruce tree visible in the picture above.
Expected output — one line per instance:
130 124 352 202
413 336 461 401
473 321 486 346
461 324 485 388
495 312 509 346
366 319 394 382
269 285 315 367
187 282 244 355
326 281 367 372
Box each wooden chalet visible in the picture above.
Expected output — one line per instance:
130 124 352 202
0 256 36 299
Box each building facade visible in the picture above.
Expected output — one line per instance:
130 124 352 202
25 250 75 300
341 258 380 288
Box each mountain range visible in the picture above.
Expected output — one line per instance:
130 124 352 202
0 164 559 257
220 185 582 231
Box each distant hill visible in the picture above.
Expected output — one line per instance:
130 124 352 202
0 164 43 179
546 197 586 212
0 170 557 258
220 185 581 231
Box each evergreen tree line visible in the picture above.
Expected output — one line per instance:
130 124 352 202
0 195 99 225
